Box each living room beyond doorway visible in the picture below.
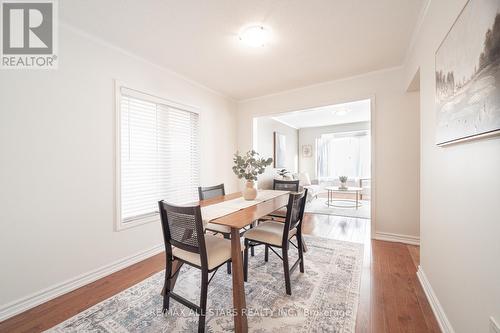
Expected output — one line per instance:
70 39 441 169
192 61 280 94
253 98 373 221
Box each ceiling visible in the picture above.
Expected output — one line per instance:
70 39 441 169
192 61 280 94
60 0 425 100
271 99 371 128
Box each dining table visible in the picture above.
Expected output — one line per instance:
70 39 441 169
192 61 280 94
164 190 290 333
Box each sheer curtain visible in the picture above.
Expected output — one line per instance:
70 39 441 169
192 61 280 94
316 131 370 182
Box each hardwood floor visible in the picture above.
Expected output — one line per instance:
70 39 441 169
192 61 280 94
0 213 440 333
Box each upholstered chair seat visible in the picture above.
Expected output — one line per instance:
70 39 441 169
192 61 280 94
244 221 297 247
172 234 242 270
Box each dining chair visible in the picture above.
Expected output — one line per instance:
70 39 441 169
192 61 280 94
273 179 300 192
198 184 230 235
198 183 225 200
158 200 237 333
243 189 308 295
198 183 253 274
265 179 300 219
264 179 309 253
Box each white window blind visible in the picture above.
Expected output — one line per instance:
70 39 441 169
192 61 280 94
119 88 200 224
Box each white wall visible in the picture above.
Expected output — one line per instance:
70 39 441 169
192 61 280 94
0 25 238 314
254 117 298 189
404 0 500 331
298 121 370 179
237 67 420 240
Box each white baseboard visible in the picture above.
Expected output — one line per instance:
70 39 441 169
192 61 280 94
373 231 420 245
417 266 455 333
0 244 164 322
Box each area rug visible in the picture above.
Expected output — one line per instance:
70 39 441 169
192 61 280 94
48 236 363 333
305 197 370 219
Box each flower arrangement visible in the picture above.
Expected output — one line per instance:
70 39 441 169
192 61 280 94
232 150 273 181
339 176 348 189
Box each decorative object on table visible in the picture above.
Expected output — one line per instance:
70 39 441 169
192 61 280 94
276 168 290 180
435 0 500 146
232 150 273 200
273 132 286 168
339 176 348 189
302 144 312 157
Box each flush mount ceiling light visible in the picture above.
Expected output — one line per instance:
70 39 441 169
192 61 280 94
332 108 351 116
239 25 270 47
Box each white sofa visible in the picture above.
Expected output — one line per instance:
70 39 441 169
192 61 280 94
275 172 371 201
287 173 371 201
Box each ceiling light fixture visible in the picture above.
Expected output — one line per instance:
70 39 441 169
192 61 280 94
332 108 350 116
239 25 270 47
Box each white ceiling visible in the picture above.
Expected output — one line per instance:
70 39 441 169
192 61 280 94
60 0 425 100
271 99 371 129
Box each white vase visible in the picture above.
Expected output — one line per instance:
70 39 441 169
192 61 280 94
243 180 258 200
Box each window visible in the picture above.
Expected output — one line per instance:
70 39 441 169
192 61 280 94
116 84 200 229
316 130 370 181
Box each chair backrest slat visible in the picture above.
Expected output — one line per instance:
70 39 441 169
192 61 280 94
198 183 225 200
158 201 208 267
273 179 300 192
282 189 308 244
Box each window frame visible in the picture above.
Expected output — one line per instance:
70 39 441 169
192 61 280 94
316 129 370 181
114 80 200 231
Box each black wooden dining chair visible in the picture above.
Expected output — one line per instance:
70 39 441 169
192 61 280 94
273 179 300 192
198 184 229 235
199 184 232 235
243 189 308 295
199 183 255 275
158 200 236 333
261 179 308 252
265 179 301 220
198 183 225 200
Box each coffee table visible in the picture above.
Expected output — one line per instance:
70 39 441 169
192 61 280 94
325 186 363 209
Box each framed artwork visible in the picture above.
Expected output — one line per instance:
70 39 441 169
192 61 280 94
435 0 500 145
273 132 286 168
302 144 312 157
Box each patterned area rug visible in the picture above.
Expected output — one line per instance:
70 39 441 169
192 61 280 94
48 237 363 333
305 197 371 219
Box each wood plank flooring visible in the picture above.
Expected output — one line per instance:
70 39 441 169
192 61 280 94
0 213 440 333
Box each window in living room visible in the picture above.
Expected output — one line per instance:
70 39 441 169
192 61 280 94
316 130 371 182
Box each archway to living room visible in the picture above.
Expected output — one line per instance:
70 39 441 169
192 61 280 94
252 98 373 243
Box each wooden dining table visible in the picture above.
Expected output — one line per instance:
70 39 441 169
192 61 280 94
165 191 290 333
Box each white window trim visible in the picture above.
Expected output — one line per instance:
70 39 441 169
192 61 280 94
114 80 200 231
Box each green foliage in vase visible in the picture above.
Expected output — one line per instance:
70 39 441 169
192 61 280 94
339 176 348 183
232 150 273 181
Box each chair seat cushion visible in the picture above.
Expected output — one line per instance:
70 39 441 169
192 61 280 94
244 221 296 246
173 234 240 270
205 222 231 234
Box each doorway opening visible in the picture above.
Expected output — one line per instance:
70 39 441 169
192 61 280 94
252 98 373 241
